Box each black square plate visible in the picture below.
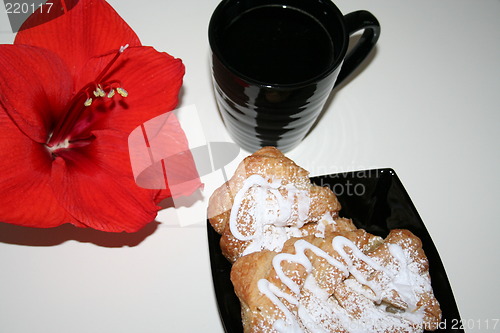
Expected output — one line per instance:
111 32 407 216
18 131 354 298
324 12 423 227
207 168 463 332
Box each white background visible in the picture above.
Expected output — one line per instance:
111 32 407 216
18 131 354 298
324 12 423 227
0 0 499 332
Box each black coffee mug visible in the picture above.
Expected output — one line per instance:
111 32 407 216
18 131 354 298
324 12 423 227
209 0 380 152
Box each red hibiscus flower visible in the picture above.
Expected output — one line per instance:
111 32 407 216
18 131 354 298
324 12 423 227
0 0 200 232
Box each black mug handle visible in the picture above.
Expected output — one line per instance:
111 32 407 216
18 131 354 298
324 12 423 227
334 10 381 87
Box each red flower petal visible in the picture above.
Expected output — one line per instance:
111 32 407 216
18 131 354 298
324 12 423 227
0 44 73 143
1 0 195 233
129 112 202 198
49 129 163 232
15 0 141 79
74 46 185 134
81 47 202 204
0 107 77 228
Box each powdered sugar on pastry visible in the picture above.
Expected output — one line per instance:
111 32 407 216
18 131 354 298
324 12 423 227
230 174 315 255
208 147 348 263
211 148 441 332
230 174 311 240
262 238 429 332
232 230 441 333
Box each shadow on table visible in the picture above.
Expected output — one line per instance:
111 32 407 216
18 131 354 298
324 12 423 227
0 220 160 248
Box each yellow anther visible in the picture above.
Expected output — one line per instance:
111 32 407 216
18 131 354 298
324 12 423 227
116 87 128 98
107 89 115 98
93 86 106 98
84 98 93 107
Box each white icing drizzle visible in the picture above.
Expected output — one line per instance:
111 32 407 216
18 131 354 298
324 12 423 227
273 240 349 295
260 236 431 332
314 221 326 238
258 279 302 333
332 236 386 303
298 276 330 333
314 213 335 238
229 174 311 253
230 174 276 241
385 243 421 314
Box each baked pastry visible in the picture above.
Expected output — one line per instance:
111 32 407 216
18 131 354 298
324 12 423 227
231 229 442 332
208 147 441 332
208 147 355 263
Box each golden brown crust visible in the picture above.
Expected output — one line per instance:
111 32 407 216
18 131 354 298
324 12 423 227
208 147 348 263
208 147 309 234
231 229 442 332
208 147 441 332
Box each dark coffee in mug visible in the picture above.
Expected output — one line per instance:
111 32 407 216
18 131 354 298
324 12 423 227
219 5 334 84
209 0 380 152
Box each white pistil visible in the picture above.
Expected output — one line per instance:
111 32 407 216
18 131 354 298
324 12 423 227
119 44 129 53
46 138 70 154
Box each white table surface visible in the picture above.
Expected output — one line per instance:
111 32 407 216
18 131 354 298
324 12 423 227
1 0 499 332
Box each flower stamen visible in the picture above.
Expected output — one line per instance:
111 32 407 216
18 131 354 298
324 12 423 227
93 85 106 98
116 87 128 98
46 44 131 148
